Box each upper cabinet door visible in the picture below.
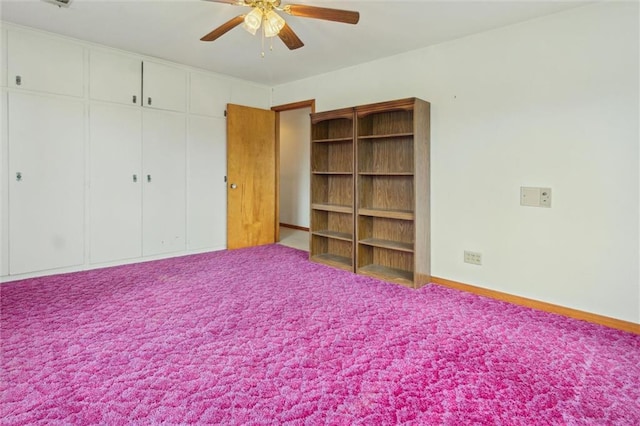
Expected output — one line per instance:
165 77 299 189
190 72 231 118
7 30 84 98
142 61 187 112
90 50 141 106
230 81 271 110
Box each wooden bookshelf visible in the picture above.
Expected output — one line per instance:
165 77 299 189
358 263 415 287
358 208 414 221
355 98 430 288
309 98 430 288
312 229 352 242
309 108 355 267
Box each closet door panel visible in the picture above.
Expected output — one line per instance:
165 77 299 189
1 91 8 277
187 116 226 250
89 50 141 106
89 104 142 264
142 61 187 112
8 92 85 274
7 30 84 97
142 109 186 256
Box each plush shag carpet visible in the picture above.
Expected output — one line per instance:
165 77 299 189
1 244 639 425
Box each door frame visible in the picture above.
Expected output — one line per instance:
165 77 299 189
271 99 316 242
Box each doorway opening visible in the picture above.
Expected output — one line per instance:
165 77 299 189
272 100 315 251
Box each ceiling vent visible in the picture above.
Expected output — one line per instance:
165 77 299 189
42 0 72 7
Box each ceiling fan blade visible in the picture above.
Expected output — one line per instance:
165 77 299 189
278 22 304 50
283 4 360 24
200 15 245 41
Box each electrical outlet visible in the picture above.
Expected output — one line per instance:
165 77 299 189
540 189 552 207
464 250 482 265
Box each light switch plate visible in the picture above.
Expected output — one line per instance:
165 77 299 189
521 187 541 207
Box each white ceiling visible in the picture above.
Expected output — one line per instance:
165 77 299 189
1 0 590 86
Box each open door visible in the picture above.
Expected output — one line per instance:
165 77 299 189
226 104 277 249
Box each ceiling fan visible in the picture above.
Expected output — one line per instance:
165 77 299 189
200 0 360 51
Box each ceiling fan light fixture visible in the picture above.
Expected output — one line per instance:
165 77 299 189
242 7 263 35
263 10 285 37
200 1 358 52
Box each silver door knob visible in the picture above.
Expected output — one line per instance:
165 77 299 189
230 183 237 189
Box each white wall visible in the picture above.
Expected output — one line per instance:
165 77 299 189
279 108 311 228
272 2 640 323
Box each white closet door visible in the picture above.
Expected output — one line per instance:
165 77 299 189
8 92 85 274
7 30 84 98
89 50 141 106
89 104 142 264
1 91 8 277
142 109 186 256
187 116 226 250
142 61 187 112
230 81 271 110
190 72 231 118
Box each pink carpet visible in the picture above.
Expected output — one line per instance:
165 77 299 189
1 244 639 424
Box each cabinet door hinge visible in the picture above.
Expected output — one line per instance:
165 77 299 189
224 110 227 117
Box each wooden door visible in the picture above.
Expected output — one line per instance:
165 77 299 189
226 104 276 249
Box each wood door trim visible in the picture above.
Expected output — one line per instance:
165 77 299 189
280 223 310 232
275 114 280 242
271 99 316 113
272 99 316 242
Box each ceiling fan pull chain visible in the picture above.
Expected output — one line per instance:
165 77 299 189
261 23 266 58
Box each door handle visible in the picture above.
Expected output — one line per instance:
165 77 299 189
147 174 152 183
16 172 22 181
133 174 138 183
230 183 237 189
